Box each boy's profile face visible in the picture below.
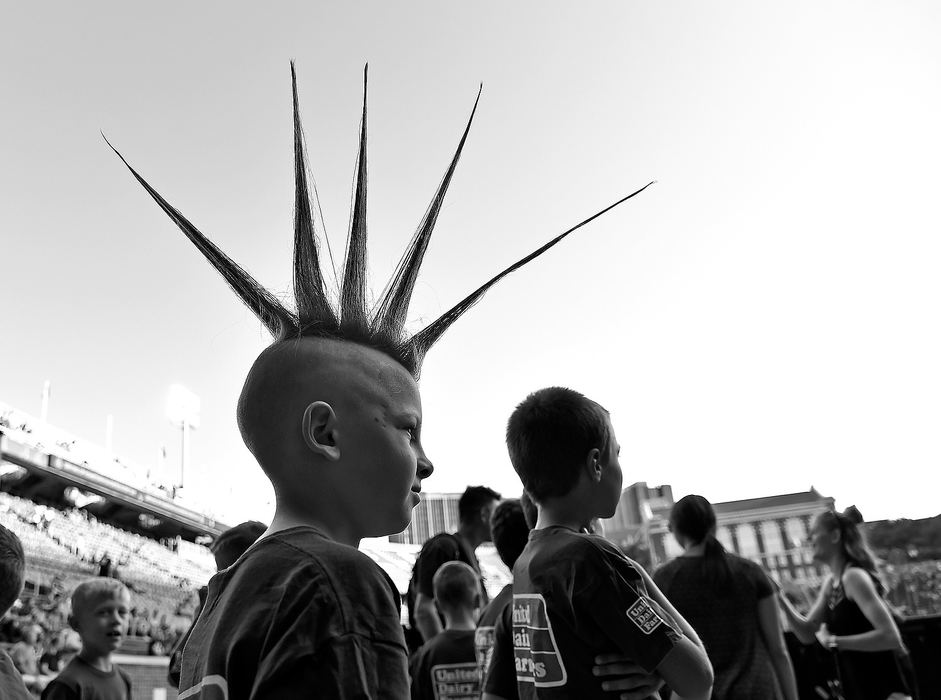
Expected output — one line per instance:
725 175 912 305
324 347 433 538
71 589 131 657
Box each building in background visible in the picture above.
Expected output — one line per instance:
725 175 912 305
604 481 835 583
390 492 461 545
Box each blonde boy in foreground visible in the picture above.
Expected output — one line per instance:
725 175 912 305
41 579 133 700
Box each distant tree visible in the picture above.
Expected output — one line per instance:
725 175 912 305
865 515 941 561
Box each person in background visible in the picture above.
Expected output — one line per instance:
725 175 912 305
654 495 798 700
9 622 43 678
409 562 482 700
475 498 530 683
409 485 502 646
506 386 713 699
779 507 914 700
0 524 32 700
41 578 133 700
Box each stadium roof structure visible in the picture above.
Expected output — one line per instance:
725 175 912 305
0 401 227 541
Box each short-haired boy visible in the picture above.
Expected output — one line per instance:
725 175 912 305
409 562 482 700
41 578 133 700
505 387 714 699
0 524 31 700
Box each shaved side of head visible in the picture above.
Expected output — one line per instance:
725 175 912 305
237 337 414 481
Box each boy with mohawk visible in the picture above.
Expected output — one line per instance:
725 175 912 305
108 64 652 698
506 387 713 699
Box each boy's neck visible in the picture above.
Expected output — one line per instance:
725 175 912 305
442 609 477 632
78 649 113 673
266 502 361 549
534 498 593 533
456 523 483 550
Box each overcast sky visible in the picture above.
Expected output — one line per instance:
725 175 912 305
2 1 940 525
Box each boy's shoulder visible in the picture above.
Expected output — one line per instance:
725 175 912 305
43 657 131 697
524 527 628 566
411 631 477 677
233 526 394 591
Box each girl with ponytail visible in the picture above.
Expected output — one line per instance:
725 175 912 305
654 495 799 700
779 507 914 699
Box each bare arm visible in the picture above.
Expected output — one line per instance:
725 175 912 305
756 595 799 700
778 576 831 644
414 592 443 641
654 636 714 700
824 569 903 652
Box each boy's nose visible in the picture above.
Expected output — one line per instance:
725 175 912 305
417 456 433 479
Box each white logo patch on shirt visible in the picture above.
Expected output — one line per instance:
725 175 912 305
626 597 664 635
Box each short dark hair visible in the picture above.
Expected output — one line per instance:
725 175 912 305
490 499 531 569
0 525 25 616
458 486 501 525
432 561 479 611
506 387 609 502
210 521 267 571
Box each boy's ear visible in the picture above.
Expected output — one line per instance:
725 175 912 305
584 448 603 482
301 401 341 461
67 614 79 633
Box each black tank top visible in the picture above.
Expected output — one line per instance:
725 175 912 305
823 567 912 700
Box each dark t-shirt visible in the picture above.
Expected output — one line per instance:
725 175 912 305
41 657 132 700
409 629 480 700
475 583 513 684
512 527 680 699
653 553 778 700
0 650 32 700
178 526 409 700
483 597 519 699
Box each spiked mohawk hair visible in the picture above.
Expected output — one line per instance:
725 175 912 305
107 64 653 376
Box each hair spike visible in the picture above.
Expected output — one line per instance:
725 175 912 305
339 64 370 332
409 181 656 365
103 135 298 339
373 85 482 338
111 67 652 376
291 62 339 333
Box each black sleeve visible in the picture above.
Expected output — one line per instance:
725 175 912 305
415 536 459 597
484 602 519 699
40 680 79 700
578 547 680 674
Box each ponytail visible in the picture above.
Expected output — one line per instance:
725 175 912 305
670 495 732 593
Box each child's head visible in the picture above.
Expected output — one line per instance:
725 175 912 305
68 578 131 658
506 387 622 519
0 524 25 618
210 520 267 571
490 499 532 569
432 561 480 618
237 336 434 541
458 486 502 542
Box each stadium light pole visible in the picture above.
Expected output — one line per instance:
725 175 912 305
166 384 200 492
